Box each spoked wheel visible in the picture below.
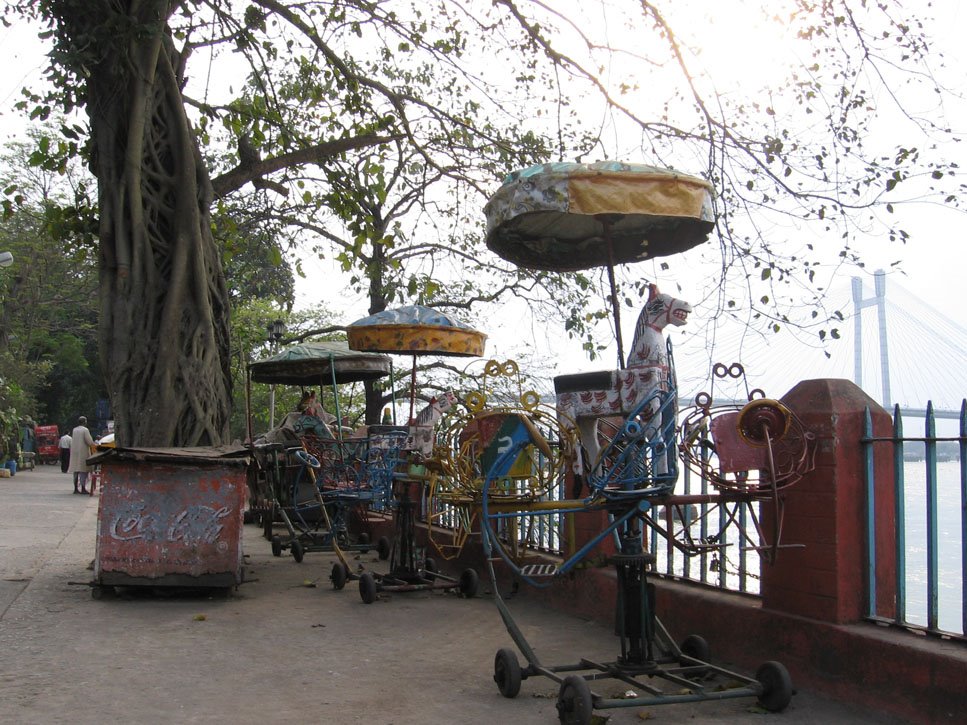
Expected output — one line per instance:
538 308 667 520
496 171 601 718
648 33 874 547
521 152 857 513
376 536 391 560
291 539 305 563
271 535 283 557
557 675 593 725
331 562 349 590
423 557 437 582
359 572 378 604
493 648 522 698
755 660 793 712
459 568 479 598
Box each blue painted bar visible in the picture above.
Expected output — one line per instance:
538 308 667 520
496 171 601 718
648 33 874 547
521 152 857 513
738 498 748 592
700 440 710 586
960 400 966 637
718 487 727 589
925 402 939 631
864 407 877 618
892 405 906 627
666 474 677 577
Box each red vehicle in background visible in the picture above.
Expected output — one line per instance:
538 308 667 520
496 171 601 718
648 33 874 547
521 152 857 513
35 425 60 465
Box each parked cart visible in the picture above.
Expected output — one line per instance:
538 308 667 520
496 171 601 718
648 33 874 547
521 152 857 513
35 425 59 465
247 340 394 561
90 446 251 597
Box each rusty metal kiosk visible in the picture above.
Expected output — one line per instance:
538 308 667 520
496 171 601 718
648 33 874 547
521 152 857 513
91 446 251 598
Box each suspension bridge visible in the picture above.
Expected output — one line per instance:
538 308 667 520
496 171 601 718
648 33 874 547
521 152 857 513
672 270 967 420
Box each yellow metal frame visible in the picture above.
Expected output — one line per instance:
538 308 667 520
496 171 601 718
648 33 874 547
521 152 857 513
424 358 580 561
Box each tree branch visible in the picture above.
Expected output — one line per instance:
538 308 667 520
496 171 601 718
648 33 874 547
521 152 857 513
210 133 401 198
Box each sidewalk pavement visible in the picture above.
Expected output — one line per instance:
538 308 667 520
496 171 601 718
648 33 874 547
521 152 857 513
0 465 907 724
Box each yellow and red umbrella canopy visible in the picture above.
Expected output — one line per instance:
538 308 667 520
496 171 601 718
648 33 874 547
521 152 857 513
347 305 486 358
347 305 486 423
484 160 715 271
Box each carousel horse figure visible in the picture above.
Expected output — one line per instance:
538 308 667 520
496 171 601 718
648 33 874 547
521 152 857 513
406 391 457 455
556 283 692 474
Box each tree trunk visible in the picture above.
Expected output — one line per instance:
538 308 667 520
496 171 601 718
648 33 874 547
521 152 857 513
363 232 389 425
89 8 231 447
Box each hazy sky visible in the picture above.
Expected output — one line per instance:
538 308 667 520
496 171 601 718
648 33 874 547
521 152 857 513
0 4 963 411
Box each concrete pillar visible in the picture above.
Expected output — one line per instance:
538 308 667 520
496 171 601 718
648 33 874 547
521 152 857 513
760 378 897 623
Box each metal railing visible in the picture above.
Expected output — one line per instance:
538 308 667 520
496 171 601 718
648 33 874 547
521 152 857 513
649 448 762 595
416 421 762 590
862 400 967 639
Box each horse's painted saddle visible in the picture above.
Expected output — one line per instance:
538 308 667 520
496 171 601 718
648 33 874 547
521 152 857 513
554 366 668 419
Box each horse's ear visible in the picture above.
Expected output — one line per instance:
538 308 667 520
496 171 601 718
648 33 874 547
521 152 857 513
648 283 659 300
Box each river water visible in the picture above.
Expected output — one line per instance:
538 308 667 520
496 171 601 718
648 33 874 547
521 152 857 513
900 458 964 635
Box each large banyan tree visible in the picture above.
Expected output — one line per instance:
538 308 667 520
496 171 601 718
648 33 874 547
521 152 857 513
14 0 487 445
83 3 229 446
5 1 962 446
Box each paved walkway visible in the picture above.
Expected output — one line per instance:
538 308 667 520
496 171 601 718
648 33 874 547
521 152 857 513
0 466 907 724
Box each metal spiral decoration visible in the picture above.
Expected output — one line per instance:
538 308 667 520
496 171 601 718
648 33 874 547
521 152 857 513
425 360 577 559
678 363 815 494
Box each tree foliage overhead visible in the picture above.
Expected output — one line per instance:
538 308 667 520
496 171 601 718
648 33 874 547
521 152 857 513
0 135 104 431
2 0 961 444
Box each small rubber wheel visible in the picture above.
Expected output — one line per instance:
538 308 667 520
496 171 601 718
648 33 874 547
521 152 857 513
680 634 710 663
423 556 437 582
756 660 793 712
359 572 378 604
243 510 254 524
494 648 522 698
262 506 274 539
358 532 371 553
331 562 348 590
459 568 479 598
557 675 593 725
376 536 391 560
291 539 305 563
271 535 283 557
91 585 114 601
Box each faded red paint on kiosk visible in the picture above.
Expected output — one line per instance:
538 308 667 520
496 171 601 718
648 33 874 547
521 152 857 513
93 447 250 591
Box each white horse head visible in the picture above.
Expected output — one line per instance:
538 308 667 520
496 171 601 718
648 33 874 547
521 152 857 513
640 283 692 331
627 283 692 369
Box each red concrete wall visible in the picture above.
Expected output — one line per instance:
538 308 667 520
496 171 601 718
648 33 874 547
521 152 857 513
762 378 897 623
651 578 967 724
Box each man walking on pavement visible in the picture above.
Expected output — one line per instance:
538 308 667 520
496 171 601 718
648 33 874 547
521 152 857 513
59 429 72 473
68 416 95 495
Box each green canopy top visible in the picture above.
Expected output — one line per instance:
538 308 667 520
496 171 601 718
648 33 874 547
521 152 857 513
248 341 392 386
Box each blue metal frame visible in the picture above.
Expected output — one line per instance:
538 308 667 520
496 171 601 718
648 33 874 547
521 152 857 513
480 387 676 588
862 399 967 639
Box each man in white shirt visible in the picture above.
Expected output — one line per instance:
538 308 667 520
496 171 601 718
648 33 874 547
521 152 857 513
58 431 72 474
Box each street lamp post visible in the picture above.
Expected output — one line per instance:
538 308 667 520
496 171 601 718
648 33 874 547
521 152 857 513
267 319 285 428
